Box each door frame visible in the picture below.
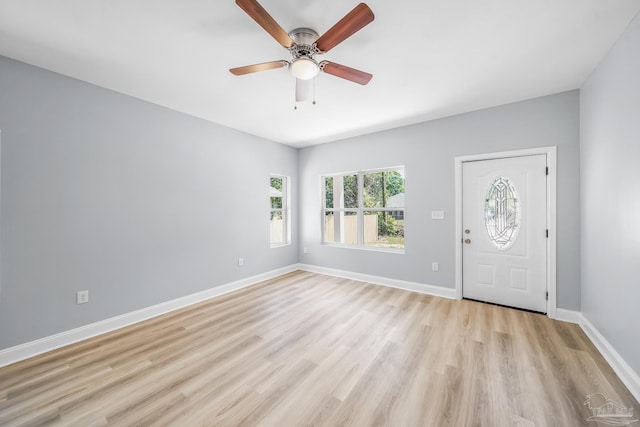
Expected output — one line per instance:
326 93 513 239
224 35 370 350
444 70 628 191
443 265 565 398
454 146 557 318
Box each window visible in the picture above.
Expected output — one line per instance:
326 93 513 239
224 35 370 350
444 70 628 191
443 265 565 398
485 176 520 250
270 175 289 246
323 167 405 250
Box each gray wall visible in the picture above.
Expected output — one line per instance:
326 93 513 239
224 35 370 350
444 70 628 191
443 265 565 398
0 56 298 349
299 91 581 310
0 55 585 350
581 13 640 374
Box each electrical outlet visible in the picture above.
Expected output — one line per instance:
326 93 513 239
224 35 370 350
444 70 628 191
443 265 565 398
77 290 89 304
432 262 439 272
238 257 244 267
303 247 308 254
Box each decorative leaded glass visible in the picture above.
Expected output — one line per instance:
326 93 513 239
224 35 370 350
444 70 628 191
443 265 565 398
485 177 520 249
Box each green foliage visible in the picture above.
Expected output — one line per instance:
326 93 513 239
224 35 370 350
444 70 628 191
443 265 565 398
270 210 283 220
271 177 283 209
363 170 404 208
343 175 358 208
378 212 404 237
378 213 399 236
385 171 404 197
325 170 403 210
271 197 282 209
325 175 358 208
363 173 382 208
325 177 334 208
270 177 282 191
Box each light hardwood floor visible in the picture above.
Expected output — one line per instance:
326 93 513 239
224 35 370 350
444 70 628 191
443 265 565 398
1 271 638 426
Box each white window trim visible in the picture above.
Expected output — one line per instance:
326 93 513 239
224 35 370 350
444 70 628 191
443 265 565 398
270 174 290 248
321 166 405 253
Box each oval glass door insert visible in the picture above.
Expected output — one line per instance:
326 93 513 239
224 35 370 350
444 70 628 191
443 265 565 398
484 177 520 249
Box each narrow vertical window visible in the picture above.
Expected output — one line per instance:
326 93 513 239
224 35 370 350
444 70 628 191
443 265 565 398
270 175 289 246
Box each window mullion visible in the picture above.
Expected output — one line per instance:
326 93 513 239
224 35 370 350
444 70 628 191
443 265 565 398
283 178 288 244
335 175 344 243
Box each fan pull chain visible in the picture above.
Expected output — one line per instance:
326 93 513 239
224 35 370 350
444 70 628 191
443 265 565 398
293 78 317 110
313 78 317 105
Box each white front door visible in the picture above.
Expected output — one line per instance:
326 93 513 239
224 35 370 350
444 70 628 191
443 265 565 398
462 155 547 312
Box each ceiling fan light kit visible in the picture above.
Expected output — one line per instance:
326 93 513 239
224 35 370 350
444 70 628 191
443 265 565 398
289 58 319 80
230 0 374 105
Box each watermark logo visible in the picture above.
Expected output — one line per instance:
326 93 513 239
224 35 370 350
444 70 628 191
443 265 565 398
584 393 638 426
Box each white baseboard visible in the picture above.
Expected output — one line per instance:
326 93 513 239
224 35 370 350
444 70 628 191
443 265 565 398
0 264 300 368
579 314 640 403
298 264 457 299
553 308 582 324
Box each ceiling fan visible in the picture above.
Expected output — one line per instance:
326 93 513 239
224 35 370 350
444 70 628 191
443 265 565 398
230 0 375 103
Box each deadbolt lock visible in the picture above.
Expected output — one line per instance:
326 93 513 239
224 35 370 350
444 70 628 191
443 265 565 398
464 229 471 234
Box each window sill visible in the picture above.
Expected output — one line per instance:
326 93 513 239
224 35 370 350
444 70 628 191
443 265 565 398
270 243 291 249
321 243 405 255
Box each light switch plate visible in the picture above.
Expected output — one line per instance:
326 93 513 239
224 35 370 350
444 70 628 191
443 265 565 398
77 290 89 304
431 210 445 220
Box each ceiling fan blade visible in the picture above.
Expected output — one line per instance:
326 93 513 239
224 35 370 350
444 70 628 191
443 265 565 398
235 0 294 48
315 3 374 53
296 78 312 102
230 61 287 76
320 61 372 85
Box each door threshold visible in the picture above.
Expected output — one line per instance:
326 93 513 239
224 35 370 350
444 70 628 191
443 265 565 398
463 298 547 315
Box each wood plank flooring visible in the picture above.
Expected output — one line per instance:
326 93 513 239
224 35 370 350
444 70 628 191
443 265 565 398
0 271 638 426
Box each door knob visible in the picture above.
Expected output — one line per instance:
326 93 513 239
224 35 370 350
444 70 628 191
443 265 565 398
464 239 471 244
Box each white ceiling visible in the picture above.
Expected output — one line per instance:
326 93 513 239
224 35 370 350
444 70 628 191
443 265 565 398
1 1 639 148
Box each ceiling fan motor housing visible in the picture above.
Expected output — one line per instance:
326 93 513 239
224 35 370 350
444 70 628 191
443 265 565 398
288 28 319 59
